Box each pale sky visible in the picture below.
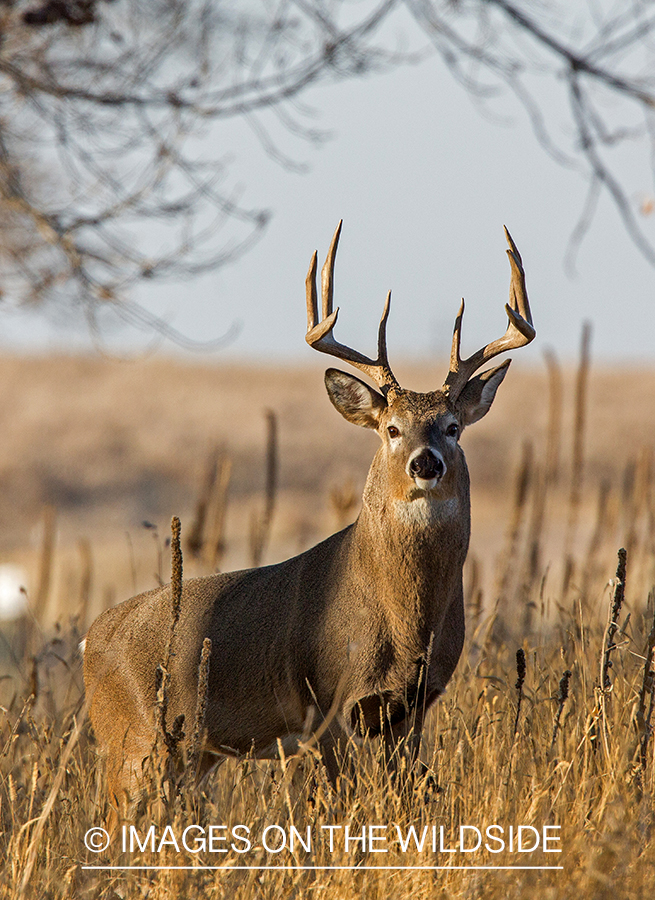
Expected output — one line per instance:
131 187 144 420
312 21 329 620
1 8 653 365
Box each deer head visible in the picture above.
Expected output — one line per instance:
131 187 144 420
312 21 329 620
305 221 535 510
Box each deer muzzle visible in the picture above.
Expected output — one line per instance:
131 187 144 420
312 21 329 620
407 448 446 490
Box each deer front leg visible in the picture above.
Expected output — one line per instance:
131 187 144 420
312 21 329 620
383 712 423 775
318 720 355 789
381 709 439 798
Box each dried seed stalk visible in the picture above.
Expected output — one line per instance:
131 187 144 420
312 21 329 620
156 516 185 753
188 637 213 781
513 648 526 737
600 548 627 693
636 595 655 770
162 516 183 673
550 669 572 753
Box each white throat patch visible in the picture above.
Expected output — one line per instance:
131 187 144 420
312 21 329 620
393 495 459 528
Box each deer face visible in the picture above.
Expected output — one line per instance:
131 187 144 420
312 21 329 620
382 391 458 498
325 364 510 503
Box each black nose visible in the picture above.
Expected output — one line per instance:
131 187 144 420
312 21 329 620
409 450 444 481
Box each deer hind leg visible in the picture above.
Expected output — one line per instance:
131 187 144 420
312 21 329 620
196 750 227 785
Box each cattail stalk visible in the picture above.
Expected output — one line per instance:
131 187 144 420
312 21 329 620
550 669 572 753
636 594 655 770
513 648 526 737
600 548 626 693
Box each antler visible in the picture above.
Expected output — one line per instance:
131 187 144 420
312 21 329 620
305 221 400 394
443 226 535 401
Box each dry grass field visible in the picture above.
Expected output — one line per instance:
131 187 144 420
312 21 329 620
1 352 654 898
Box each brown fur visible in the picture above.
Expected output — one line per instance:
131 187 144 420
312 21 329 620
84 364 510 802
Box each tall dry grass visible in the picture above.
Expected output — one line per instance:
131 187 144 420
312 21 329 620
0 355 654 898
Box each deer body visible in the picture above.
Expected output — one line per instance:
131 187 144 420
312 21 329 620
84 222 535 801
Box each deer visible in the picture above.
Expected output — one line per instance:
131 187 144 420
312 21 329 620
83 221 535 808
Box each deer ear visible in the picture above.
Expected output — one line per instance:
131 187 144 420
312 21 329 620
457 360 510 428
325 368 387 429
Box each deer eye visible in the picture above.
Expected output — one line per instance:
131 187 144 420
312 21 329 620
446 423 459 439
387 425 400 439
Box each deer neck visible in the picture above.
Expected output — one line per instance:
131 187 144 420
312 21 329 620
349 447 470 635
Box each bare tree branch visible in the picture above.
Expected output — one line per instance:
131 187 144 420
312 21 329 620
0 0 654 343
0 0 402 337
405 0 655 266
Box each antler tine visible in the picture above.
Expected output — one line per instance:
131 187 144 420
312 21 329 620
305 249 319 332
377 290 392 369
305 222 399 393
504 225 533 329
449 299 465 375
321 219 341 321
444 228 536 401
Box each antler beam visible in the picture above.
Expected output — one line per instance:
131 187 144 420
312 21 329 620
443 226 535 401
305 221 399 394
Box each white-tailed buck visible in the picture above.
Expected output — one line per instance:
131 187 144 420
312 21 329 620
84 222 535 802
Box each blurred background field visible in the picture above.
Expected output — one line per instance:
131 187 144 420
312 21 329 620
0 351 653 630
